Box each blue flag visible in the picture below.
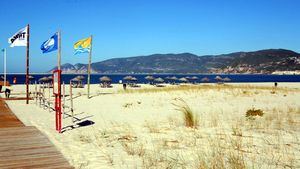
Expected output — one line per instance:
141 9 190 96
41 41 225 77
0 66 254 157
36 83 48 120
41 33 58 53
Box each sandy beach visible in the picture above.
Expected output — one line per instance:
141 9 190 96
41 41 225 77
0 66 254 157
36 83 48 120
3 82 300 169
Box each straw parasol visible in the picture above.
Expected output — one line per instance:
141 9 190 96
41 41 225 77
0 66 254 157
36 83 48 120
170 76 178 80
99 76 111 82
145 75 154 81
38 76 49 82
131 77 138 81
71 77 80 82
165 76 171 80
29 75 34 80
214 76 223 81
47 76 53 81
123 76 133 81
201 77 210 82
145 75 154 84
76 75 85 80
223 77 231 82
191 76 199 80
154 77 164 83
100 76 112 88
179 77 188 83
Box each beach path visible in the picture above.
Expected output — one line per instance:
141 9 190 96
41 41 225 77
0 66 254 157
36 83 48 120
0 100 24 128
0 100 73 169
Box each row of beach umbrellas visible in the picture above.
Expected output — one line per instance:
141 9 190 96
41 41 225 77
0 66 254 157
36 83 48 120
36 75 231 83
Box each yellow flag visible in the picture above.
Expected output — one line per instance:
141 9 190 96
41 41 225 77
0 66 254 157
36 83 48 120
74 37 91 54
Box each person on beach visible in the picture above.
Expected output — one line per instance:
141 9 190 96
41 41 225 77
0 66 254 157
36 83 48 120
13 77 17 84
5 85 11 98
123 83 127 90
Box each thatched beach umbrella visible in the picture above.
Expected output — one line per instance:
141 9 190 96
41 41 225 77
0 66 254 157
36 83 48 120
191 76 199 80
215 76 223 84
100 76 112 88
145 75 155 84
154 77 164 83
223 77 231 82
171 76 178 80
165 76 171 80
170 76 178 81
28 75 35 84
70 77 82 88
71 77 80 82
187 76 198 84
201 77 210 82
215 76 223 81
131 77 138 81
99 76 111 82
76 75 85 80
145 75 154 81
179 77 188 83
38 77 49 83
164 76 172 84
47 76 53 81
123 76 133 81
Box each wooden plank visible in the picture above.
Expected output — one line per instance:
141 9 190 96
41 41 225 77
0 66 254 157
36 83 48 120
0 99 73 168
0 127 73 168
0 100 24 128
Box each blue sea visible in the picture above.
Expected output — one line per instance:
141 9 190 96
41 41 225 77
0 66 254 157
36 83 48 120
3 74 300 84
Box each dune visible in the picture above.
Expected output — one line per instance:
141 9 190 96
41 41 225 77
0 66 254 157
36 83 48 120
3 82 300 168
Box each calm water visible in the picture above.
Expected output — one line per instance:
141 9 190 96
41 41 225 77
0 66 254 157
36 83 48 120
3 74 300 84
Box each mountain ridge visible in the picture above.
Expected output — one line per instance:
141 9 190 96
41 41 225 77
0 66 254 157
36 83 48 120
49 49 300 74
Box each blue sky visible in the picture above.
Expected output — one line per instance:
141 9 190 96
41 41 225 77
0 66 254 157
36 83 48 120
0 0 299 72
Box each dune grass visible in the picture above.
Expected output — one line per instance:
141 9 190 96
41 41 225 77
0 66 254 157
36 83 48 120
119 84 295 94
172 98 199 128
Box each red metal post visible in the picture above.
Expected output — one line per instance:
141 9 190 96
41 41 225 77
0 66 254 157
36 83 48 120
53 70 62 133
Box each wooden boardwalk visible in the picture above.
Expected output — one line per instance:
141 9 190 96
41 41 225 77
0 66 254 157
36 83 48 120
0 100 24 128
0 100 73 169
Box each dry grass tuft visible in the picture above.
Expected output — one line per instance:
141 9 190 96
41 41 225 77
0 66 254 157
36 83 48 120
173 98 199 128
120 84 294 94
121 142 145 157
144 121 161 133
232 124 243 137
76 134 93 143
246 108 264 118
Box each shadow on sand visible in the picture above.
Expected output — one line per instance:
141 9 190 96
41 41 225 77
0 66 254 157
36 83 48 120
61 119 95 133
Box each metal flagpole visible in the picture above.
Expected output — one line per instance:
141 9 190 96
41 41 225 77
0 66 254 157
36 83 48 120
3 48 6 87
26 24 30 104
87 35 92 99
58 31 61 70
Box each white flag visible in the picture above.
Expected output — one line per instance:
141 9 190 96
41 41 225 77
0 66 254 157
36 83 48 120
8 26 28 47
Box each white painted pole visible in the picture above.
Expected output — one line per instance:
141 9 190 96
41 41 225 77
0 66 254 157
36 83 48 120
4 48 6 87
